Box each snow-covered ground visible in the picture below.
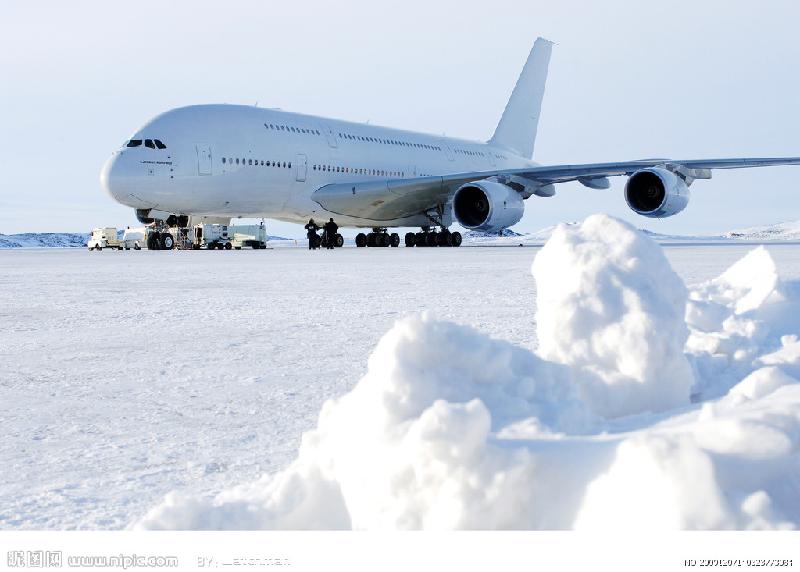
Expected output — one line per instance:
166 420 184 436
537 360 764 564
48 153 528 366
2 223 800 529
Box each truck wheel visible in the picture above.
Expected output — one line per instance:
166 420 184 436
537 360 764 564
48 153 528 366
161 234 175 250
224 242 232 250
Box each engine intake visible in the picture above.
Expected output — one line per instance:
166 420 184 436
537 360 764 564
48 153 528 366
624 167 690 218
453 181 524 232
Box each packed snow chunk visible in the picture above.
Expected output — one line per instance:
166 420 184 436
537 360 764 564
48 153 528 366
686 248 800 399
532 214 693 418
137 315 591 530
574 435 733 530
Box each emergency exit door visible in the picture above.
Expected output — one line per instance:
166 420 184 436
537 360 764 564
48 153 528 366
295 153 307 182
196 144 212 175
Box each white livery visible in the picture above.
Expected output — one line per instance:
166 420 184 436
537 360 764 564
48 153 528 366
100 38 800 247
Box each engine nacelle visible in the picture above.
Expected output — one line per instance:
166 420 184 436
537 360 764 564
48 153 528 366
452 181 525 231
624 167 690 218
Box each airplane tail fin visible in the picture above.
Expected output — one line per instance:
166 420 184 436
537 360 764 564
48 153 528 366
489 37 553 159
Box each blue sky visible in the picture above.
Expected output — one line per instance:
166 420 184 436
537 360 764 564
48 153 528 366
1 0 799 237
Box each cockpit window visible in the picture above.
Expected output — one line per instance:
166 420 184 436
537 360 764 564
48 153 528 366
145 139 155 149
127 139 142 147
154 139 167 149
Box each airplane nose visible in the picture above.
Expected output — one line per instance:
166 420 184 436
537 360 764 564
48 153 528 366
100 152 125 204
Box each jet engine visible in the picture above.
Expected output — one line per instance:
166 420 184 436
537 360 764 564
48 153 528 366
624 167 690 218
452 181 525 231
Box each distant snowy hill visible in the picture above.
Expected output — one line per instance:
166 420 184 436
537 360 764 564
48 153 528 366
725 220 800 241
465 219 800 246
0 233 89 248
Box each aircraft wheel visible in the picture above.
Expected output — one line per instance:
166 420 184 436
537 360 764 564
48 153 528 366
415 232 426 247
404 233 416 247
390 233 400 247
355 233 367 247
335 234 344 248
438 231 453 247
426 232 439 247
451 232 462 247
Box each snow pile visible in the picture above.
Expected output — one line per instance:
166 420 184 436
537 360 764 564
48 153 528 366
686 247 800 399
136 214 800 530
533 215 693 418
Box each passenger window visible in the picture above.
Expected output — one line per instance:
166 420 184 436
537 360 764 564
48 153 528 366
222 157 226 164
248 159 252 165
288 162 292 168
145 139 155 149
126 139 142 147
154 139 167 149
261 160 264 166
236 158 240 165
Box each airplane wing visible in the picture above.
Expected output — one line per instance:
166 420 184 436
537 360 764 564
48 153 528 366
312 157 800 222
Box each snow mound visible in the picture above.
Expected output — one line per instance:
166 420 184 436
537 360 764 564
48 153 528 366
136 214 800 530
533 216 693 418
686 247 800 399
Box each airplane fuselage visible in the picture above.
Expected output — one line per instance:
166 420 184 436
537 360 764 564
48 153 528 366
101 104 533 228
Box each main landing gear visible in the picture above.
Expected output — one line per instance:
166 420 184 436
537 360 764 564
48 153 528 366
405 228 462 248
355 229 400 248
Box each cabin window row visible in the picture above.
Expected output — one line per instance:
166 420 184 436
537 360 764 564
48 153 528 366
264 123 321 136
222 157 291 168
337 132 440 151
312 164 403 178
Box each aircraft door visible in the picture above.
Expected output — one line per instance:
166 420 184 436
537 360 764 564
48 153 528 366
196 144 212 175
319 122 338 148
442 143 454 161
295 153 308 182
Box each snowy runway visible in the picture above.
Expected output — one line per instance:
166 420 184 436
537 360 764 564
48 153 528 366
2 239 800 529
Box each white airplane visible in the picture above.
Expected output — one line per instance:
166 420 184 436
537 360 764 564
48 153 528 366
101 38 800 248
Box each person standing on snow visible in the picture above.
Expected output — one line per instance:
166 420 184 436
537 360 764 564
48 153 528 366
323 218 338 250
305 218 320 250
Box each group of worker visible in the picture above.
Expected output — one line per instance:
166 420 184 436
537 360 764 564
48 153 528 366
305 218 339 250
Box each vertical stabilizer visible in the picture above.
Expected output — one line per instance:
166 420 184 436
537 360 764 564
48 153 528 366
489 38 553 159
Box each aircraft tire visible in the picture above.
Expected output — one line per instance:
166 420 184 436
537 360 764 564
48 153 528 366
415 232 426 247
356 233 367 247
451 232 462 247
438 231 453 247
404 233 416 247
335 234 344 248
426 232 439 247
390 233 400 247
